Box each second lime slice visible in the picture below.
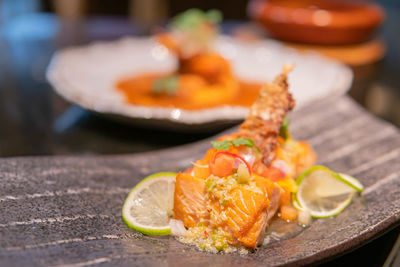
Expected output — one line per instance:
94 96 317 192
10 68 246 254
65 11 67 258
295 166 362 218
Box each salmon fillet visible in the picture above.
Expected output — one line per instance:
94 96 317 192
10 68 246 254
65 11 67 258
173 172 208 227
224 186 269 239
174 171 282 248
236 176 282 247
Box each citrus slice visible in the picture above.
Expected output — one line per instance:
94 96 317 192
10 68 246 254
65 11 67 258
292 196 304 211
122 172 176 235
338 173 364 192
295 166 362 218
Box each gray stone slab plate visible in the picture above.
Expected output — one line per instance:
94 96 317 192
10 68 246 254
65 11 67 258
1 96 399 267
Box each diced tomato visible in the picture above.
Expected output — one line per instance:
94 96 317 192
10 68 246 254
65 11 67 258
209 151 252 178
210 153 235 177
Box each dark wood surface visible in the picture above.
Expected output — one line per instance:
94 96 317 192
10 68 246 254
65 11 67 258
0 96 399 266
0 6 400 266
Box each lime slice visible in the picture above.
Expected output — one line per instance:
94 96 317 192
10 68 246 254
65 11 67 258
122 172 176 235
338 173 364 192
295 166 362 218
292 196 305 211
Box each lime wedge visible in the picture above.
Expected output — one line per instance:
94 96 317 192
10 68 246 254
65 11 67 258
295 166 362 218
122 172 177 235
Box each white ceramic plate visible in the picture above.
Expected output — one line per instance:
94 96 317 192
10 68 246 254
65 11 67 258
46 36 353 130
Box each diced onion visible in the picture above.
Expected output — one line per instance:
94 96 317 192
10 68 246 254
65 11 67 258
298 210 312 227
240 153 256 167
169 219 187 236
238 147 256 167
237 163 250 184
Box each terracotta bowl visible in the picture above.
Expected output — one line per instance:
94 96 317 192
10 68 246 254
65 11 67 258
249 0 385 45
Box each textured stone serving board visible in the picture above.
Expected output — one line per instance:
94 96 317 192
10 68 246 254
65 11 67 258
1 96 399 267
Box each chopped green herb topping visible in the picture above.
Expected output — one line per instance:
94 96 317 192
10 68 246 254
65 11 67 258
211 138 256 150
152 75 179 95
205 178 216 192
279 117 290 140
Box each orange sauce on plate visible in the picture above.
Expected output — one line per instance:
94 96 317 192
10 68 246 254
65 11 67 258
116 73 262 110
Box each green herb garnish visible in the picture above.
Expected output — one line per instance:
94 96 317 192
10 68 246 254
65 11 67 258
211 138 256 150
205 178 216 192
211 232 228 251
172 8 222 31
211 140 231 150
232 138 255 147
279 117 290 140
152 75 179 95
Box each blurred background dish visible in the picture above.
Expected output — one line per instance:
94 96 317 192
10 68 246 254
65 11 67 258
249 0 386 66
249 0 385 45
47 36 352 130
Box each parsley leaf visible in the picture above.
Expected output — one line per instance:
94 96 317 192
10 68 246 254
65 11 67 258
211 140 231 150
232 138 255 148
211 138 256 150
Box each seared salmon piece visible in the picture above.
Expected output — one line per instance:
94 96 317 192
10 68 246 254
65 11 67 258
235 176 282 247
174 174 283 248
238 211 268 248
251 175 282 219
221 186 268 248
173 172 207 228
224 187 268 237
